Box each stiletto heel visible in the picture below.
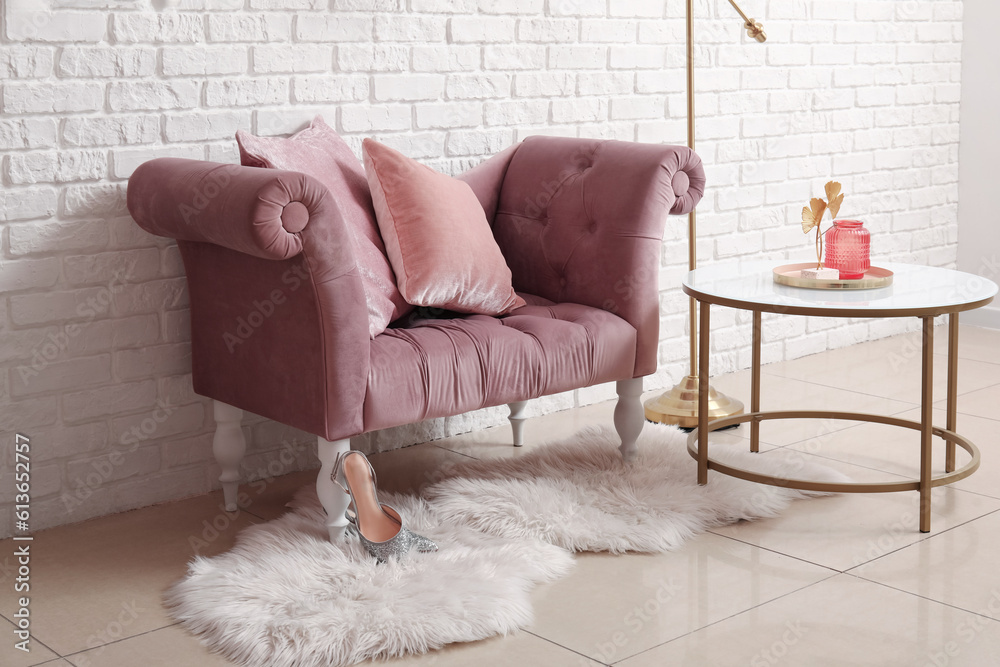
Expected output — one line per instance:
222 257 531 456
332 451 437 562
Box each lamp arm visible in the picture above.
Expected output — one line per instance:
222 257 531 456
724 0 752 24
724 0 767 42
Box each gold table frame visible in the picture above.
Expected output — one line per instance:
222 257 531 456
683 270 996 534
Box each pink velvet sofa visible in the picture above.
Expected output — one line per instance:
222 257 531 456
127 136 705 541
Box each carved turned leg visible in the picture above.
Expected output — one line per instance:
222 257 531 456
213 401 246 512
614 377 644 462
316 436 352 542
508 400 529 447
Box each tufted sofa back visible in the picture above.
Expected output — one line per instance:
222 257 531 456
489 136 705 376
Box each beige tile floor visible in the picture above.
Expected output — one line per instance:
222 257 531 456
2 324 999 666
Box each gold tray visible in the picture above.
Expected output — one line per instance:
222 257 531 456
773 263 894 290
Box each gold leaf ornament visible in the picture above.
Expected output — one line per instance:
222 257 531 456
825 181 844 219
801 198 827 234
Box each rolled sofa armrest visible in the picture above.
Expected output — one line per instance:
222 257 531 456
492 136 706 377
126 157 370 440
127 157 322 260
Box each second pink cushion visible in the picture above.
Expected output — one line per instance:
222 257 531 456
236 116 412 338
362 138 525 316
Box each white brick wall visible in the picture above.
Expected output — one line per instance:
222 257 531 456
0 0 965 537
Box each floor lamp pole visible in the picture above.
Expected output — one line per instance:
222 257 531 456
687 0 698 377
644 0 766 429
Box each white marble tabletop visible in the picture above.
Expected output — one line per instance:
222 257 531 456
683 261 998 317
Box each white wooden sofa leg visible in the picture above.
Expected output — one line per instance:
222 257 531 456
508 400 528 447
213 400 246 512
614 377 644 462
317 436 352 542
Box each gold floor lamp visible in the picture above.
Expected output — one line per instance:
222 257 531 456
644 0 766 428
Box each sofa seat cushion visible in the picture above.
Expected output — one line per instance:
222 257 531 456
364 300 637 431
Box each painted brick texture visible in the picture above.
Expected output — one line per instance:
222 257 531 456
0 0 964 536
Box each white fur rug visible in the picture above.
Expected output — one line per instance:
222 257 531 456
165 424 849 667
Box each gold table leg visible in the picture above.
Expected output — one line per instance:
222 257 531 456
698 302 710 486
946 313 959 473
920 316 934 533
751 310 761 453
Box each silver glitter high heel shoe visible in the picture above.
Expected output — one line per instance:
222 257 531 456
332 451 438 563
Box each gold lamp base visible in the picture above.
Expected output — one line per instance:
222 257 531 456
644 376 745 429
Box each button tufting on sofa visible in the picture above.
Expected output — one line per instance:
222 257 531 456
280 201 309 234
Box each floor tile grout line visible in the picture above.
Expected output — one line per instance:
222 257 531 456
709 500 1000 577
240 507 269 522
26 638 64 664
428 442 484 460
728 371 923 420
58 621 186 664
0 613 65 662
522 630 612 666
36 658 70 667
843 570 1000 623
704 529 849 574
606 572 842 666
842 507 1000 578
758 361 1000 409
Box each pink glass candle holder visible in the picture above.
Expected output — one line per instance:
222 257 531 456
824 219 870 280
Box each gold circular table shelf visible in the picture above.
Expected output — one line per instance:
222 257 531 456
772 263 894 290
686 410 981 494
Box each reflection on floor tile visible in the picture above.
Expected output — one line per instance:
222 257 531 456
708 371 918 447
367 442 479 496
766 330 1000 405
237 468 316 521
528 533 832 663
852 510 1000 619
617 574 1000 667
936 324 1000 364
708 450 1000 571
935 381 1000 421
782 407 996 495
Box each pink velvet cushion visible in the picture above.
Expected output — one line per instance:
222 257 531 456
236 116 412 338
362 138 525 315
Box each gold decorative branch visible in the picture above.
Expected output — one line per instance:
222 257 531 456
800 181 845 269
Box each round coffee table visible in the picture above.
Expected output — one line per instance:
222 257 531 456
682 261 998 532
